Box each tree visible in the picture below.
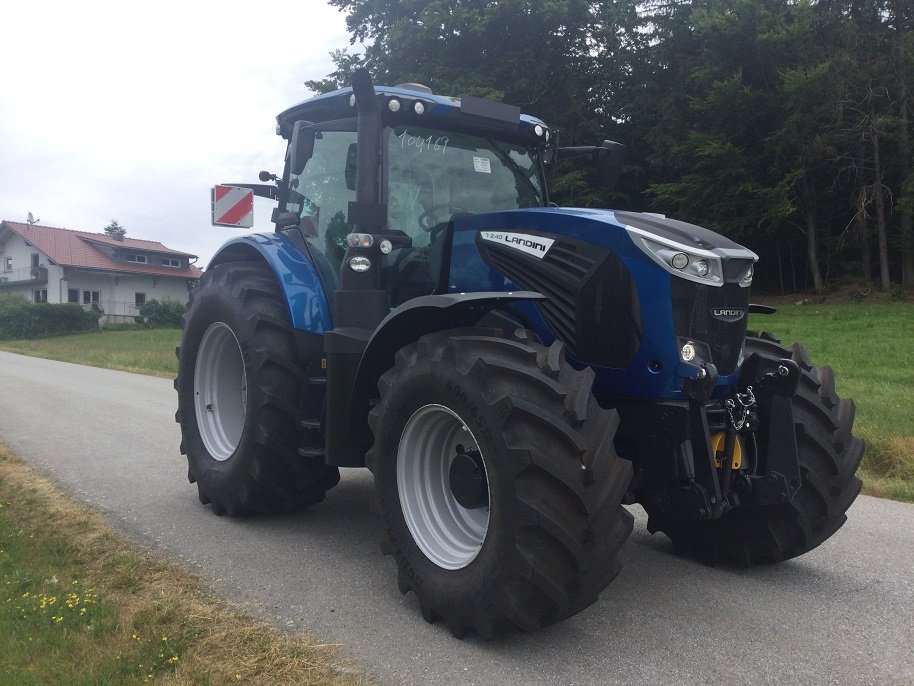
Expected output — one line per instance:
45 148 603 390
314 0 620 205
311 0 914 293
103 219 126 240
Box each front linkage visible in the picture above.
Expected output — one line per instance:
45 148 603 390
620 353 805 523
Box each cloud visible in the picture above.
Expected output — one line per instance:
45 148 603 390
0 0 352 264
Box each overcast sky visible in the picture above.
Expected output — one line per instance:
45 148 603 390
0 1 353 265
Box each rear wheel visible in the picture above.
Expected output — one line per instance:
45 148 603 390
647 332 864 564
175 261 339 516
367 328 633 637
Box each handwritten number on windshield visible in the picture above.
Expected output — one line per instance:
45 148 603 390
398 130 449 154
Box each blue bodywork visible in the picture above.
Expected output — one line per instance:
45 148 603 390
210 206 743 404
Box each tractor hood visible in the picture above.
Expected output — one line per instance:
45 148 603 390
448 207 758 400
452 207 757 289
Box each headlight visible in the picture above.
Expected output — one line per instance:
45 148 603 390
623 217 758 287
740 263 754 286
349 256 371 272
636 236 724 284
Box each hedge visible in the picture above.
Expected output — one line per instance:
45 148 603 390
136 298 186 328
0 295 99 340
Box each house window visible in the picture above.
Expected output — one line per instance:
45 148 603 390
126 254 148 264
135 292 146 308
31 253 39 268
33 289 47 303
161 257 181 268
3 257 11 272
68 289 79 303
82 290 100 305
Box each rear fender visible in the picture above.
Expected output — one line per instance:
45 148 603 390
208 233 331 334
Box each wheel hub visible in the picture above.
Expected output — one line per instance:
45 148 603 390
449 448 488 509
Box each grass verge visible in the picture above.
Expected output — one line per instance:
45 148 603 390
0 443 370 686
0 328 181 379
749 299 914 502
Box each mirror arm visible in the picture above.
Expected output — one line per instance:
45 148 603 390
222 183 278 200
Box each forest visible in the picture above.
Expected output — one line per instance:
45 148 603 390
308 0 913 295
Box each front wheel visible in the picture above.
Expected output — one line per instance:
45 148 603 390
367 328 633 638
647 332 864 564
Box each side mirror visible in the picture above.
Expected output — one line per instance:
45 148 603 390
290 120 315 175
596 140 626 189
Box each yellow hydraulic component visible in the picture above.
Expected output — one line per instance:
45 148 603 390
711 431 743 470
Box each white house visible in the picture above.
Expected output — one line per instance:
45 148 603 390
0 220 202 322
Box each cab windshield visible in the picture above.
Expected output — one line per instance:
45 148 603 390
284 124 544 299
386 126 544 243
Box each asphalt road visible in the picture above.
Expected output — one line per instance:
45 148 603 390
2 350 913 685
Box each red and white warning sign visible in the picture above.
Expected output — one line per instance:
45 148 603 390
211 185 254 228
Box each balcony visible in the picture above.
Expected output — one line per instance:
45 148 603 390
0 266 48 287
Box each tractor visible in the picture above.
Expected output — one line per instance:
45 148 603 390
175 71 863 638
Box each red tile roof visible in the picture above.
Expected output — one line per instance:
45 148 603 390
0 221 202 279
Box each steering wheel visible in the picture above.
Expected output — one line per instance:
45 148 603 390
418 204 471 230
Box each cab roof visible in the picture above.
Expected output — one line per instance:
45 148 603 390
276 84 549 146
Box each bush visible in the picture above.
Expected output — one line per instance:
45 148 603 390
0 295 99 340
137 298 186 328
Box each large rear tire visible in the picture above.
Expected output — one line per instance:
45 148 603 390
366 328 633 638
175 261 339 516
647 332 864 564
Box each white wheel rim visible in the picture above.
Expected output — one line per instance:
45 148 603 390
397 404 490 570
194 322 247 461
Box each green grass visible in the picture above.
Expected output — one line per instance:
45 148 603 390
749 299 914 502
0 445 369 686
0 328 181 379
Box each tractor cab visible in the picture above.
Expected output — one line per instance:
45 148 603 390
283 116 545 305
273 82 560 309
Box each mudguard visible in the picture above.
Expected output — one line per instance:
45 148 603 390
207 232 332 334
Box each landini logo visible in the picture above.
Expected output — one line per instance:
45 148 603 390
711 307 746 322
480 231 555 259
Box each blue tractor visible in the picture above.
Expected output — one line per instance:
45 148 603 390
176 71 863 638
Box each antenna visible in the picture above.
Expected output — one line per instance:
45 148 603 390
26 212 40 225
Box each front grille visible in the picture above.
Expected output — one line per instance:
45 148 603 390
671 281 748 374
